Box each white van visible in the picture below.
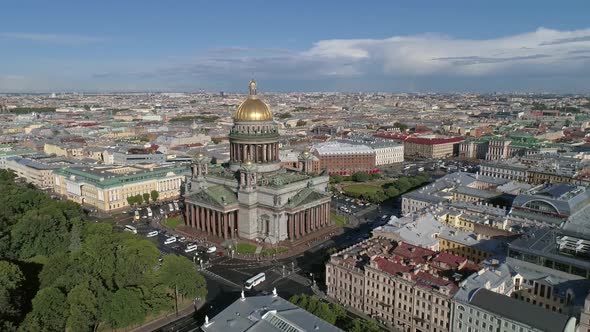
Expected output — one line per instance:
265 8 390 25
147 207 153 217
185 244 198 253
146 230 159 238
124 225 138 234
173 202 179 211
164 237 177 245
168 203 174 212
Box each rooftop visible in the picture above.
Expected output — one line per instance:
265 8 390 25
201 295 343 332
469 288 574 332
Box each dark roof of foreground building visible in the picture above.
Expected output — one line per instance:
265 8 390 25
469 288 574 332
201 294 343 332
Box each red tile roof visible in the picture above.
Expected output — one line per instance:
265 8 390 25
413 271 457 293
431 252 467 269
374 257 413 276
392 242 435 263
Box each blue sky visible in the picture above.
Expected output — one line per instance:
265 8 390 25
1 0 590 92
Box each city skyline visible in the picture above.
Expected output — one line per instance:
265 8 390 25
2 0 590 93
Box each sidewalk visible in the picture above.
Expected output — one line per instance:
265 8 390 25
128 299 202 332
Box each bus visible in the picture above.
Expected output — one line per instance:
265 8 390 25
244 273 266 290
124 225 138 234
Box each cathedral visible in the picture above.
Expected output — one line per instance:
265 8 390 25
183 80 333 244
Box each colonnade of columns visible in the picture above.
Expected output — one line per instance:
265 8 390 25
185 203 238 239
230 142 279 163
287 202 331 240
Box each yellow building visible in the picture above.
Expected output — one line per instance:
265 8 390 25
44 143 85 158
53 164 188 212
437 227 500 263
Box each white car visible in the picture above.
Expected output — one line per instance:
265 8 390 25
146 230 159 238
178 236 186 242
206 246 217 254
164 237 177 245
184 244 198 253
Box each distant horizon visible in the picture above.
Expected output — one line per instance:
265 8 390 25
2 1 590 93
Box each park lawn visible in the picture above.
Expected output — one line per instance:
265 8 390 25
163 216 183 229
331 212 348 227
236 242 257 254
343 184 383 195
261 247 288 256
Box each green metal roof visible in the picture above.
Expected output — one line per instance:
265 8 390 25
185 185 238 208
55 165 189 189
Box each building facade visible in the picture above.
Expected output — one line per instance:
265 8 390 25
54 164 186 211
326 238 477 332
312 141 376 175
372 142 404 166
43 142 85 158
403 136 464 159
4 157 59 189
183 81 332 244
453 288 576 332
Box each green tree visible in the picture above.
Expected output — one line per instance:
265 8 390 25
347 318 382 332
10 205 72 259
150 190 159 202
103 288 145 328
385 186 400 198
0 261 25 327
392 178 411 192
159 255 207 299
127 196 136 206
69 220 82 253
137 194 144 204
351 172 370 182
20 287 68 332
143 193 150 204
114 238 159 288
66 284 98 332
330 174 344 184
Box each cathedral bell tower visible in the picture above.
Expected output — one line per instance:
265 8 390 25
298 149 314 174
191 152 209 179
238 160 257 191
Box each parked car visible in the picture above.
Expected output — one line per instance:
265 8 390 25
164 237 177 245
146 230 159 238
184 244 198 253
207 246 217 253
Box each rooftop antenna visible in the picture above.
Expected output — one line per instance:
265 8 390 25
272 287 278 297
204 315 213 327
241 289 245 301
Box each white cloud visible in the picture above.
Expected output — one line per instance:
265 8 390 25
121 27 590 85
0 32 105 45
301 27 590 77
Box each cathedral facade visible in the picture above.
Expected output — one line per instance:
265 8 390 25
183 81 332 244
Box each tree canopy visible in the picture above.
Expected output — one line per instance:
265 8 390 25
0 170 207 330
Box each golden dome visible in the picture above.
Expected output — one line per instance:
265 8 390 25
233 80 273 122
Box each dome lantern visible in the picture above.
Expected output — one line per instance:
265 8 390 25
233 80 273 122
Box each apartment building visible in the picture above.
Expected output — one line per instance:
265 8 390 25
326 238 478 332
403 136 464 159
454 288 576 332
44 142 85 158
